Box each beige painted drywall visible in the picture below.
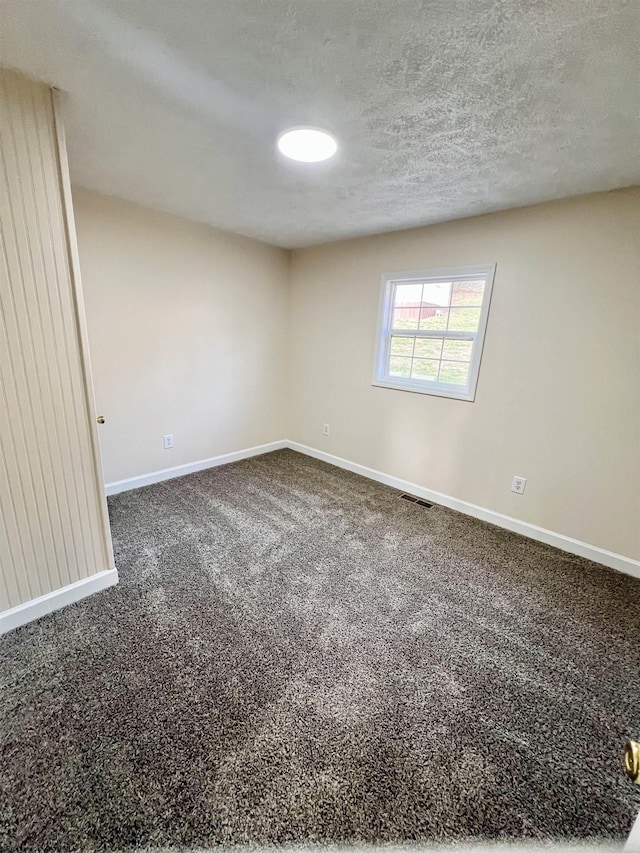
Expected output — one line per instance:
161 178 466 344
0 71 113 613
73 189 289 485
289 189 640 561
73 187 639 561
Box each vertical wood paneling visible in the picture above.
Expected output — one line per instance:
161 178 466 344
0 70 113 612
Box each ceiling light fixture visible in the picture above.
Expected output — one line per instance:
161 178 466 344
277 127 337 163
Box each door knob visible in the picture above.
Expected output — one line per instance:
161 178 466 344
624 740 640 783
96 416 105 425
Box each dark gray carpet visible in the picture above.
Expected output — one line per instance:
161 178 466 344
1 449 639 851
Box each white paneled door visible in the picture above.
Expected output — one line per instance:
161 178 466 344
0 70 116 633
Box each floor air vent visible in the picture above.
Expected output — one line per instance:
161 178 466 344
400 494 433 508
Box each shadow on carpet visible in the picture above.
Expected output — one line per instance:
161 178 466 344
1 449 639 851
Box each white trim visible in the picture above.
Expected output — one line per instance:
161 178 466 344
286 441 640 579
0 569 119 636
104 437 640 577
52 90 116 573
7 440 636 636
105 440 288 495
373 263 496 402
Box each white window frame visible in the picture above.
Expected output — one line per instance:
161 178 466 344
372 264 496 402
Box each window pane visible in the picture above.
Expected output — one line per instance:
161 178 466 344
414 338 443 359
390 336 415 357
411 359 439 381
392 308 419 330
447 307 481 332
419 306 448 330
394 283 423 305
377 266 492 400
389 356 411 378
422 281 451 307
451 280 485 306
438 362 470 386
392 283 422 330
442 339 472 361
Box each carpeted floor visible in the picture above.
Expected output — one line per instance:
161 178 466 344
1 449 639 851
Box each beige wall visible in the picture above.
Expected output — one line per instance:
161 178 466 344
0 71 113 615
73 187 639 562
73 190 289 485
289 189 640 561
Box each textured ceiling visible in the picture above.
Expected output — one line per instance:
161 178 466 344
1 0 638 248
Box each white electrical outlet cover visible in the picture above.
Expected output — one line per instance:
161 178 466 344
511 476 527 494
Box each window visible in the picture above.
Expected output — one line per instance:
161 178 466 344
373 264 496 401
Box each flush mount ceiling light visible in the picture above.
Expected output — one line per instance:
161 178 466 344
277 127 338 163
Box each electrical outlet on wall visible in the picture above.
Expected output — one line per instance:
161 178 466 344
511 475 527 495
323 423 330 436
163 434 174 449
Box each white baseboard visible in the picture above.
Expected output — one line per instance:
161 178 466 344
5 438 636 636
0 568 119 636
287 441 640 580
101 435 639 579
105 440 288 496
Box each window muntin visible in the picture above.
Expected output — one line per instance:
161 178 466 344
373 265 495 401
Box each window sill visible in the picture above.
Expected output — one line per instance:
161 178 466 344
371 378 475 402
